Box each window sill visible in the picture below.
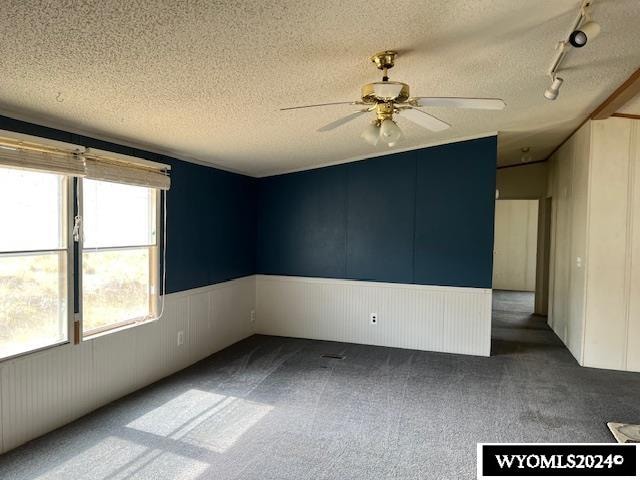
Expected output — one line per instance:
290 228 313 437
82 315 160 341
0 315 162 364
0 340 70 364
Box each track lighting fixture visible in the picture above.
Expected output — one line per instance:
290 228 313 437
544 77 564 101
544 0 600 101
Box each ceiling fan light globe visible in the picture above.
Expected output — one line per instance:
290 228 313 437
386 130 404 148
380 119 402 144
361 122 381 146
387 128 403 148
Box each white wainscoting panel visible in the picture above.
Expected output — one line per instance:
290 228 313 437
255 275 492 357
0 275 256 454
1 273 492 454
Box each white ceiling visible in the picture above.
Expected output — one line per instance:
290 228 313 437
0 0 638 176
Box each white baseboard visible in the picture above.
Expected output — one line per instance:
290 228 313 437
255 275 492 357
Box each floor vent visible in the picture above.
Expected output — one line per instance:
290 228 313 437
608 422 640 443
321 354 345 360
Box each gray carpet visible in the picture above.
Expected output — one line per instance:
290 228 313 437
1 291 640 480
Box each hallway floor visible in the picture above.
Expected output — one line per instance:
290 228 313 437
491 289 563 358
1 292 639 479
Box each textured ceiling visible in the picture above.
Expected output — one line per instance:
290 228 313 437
0 1 639 176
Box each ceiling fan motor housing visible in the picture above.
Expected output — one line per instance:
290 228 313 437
361 81 410 104
370 50 397 70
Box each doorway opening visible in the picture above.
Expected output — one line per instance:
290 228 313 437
493 199 538 313
491 198 553 353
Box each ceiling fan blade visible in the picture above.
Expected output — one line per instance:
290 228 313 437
280 101 361 111
412 97 506 110
398 108 451 132
317 110 368 132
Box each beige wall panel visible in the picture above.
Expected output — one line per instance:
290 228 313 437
547 159 558 329
525 201 539 291
551 139 573 345
549 117 640 372
584 119 632 370
566 123 590 359
625 120 640 372
493 200 539 291
546 121 590 363
496 162 549 200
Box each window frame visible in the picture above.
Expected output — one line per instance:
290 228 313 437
0 173 75 362
78 179 161 339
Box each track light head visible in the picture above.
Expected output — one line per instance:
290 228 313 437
544 77 564 101
569 21 601 48
569 30 588 48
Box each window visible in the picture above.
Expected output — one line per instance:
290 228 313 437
0 137 169 360
0 168 70 358
81 179 159 335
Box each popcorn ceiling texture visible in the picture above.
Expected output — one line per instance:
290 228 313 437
0 0 638 176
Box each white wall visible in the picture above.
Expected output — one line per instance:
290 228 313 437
255 275 492 357
0 275 256 454
493 199 538 291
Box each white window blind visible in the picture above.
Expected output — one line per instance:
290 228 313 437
0 135 171 190
0 137 85 177
84 148 171 190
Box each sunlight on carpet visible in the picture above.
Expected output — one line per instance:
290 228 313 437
126 389 273 453
34 436 209 480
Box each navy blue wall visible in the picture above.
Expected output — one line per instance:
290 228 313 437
0 115 256 294
0 114 495 291
163 158 256 292
256 136 497 288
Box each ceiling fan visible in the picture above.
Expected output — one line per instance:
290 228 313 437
281 51 506 147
